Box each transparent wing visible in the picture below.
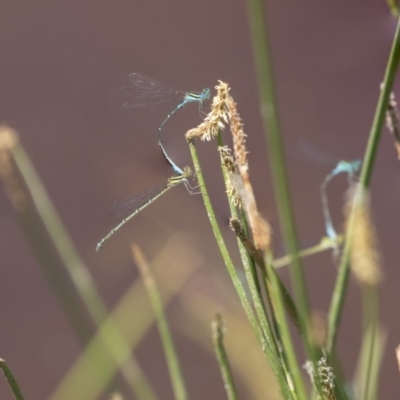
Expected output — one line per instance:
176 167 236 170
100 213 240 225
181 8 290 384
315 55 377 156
110 181 168 217
288 140 338 166
120 73 185 108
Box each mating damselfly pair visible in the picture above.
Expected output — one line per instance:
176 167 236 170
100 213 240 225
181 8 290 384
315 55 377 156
96 166 196 252
96 74 209 251
120 73 210 174
96 73 362 253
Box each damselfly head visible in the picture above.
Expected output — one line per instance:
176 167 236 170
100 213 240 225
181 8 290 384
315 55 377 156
202 88 211 100
352 159 362 171
182 166 193 179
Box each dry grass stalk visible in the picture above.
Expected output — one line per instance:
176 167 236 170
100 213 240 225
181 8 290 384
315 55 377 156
310 312 327 349
382 85 400 159
218 146 242 207
396 345 400 373
186 81 272 250
186 81 230 141
345 185 383 286
226 96 271 250
303 357 336 400
0 125 27 211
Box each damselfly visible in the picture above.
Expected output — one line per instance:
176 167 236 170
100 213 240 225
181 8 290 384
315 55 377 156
293 141 361 239
120 73 210 174
96 166 194 252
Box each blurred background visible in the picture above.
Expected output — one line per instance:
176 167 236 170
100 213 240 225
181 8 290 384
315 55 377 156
0 1 399 399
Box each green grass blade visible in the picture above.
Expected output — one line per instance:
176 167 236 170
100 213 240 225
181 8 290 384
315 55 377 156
327 17 400 354
0 359 25 400
132 244 188 400
211 314 239 400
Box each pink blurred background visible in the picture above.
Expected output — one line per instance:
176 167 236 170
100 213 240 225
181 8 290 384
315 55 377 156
1 1 399 398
